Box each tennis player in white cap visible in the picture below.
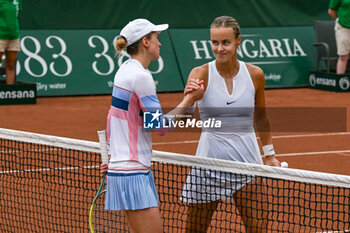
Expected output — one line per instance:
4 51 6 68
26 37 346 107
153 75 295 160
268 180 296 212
100 18 203 233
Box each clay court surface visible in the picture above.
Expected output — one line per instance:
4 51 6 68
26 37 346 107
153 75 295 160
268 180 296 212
1 88 350 176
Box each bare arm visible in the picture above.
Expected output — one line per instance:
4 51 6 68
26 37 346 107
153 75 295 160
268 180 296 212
247 63 280 166
328 8 337 20
184 64 209 97
167 65 208 120
166 90 203 121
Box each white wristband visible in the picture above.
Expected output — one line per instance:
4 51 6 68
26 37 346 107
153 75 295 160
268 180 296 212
263 144 275 157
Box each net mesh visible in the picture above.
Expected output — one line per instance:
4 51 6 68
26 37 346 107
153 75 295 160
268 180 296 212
0 128 350 233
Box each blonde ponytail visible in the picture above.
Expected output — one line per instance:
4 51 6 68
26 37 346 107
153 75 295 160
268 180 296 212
115 36 127 56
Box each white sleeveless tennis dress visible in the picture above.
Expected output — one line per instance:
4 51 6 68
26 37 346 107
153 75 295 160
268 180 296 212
181 60 263 203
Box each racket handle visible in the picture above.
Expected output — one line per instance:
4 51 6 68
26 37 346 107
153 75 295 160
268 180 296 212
97 130 109 165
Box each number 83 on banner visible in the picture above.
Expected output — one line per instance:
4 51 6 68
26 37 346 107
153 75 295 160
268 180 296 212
16 34 164 78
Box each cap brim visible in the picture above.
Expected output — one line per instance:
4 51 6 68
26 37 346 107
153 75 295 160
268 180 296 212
153 24 169 32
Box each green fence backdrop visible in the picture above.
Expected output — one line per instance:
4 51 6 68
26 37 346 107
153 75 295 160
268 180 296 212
20 0 331 29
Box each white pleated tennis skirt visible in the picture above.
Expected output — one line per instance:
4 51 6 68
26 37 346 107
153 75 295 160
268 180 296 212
105 170 159 211
181 167 252 203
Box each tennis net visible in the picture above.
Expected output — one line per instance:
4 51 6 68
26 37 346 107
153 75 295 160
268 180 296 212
0 128 349 232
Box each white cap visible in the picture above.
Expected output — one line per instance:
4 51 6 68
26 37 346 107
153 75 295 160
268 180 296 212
120 19 169 46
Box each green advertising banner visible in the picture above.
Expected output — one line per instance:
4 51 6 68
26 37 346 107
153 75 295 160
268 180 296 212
0 81 36 105
170 27 317 88
12 27 317 96
15 30 184 96
308 71 350 92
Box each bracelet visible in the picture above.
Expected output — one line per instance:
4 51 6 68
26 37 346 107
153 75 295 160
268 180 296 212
263 144 275 157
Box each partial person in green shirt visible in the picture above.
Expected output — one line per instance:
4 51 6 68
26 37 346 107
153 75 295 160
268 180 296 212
0 0 22 84
328 0 350 74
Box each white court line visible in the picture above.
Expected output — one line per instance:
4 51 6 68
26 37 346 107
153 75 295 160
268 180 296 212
153 140 198 145
2 150 348 174
0 148 58 154
316 230 350 233
272 132 350 139
338 152 350 157
1 132 349 174
276 150 350 157
2 150 349 174
0 165 98 174
152 132 350 146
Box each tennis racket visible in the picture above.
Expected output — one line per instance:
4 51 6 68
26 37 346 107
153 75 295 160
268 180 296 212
89 130 109 233
89 130 129 232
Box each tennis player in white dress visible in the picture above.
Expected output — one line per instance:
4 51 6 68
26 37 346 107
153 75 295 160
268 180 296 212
181 16 281 233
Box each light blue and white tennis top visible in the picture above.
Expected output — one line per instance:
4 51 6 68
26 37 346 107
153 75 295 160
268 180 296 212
106 59 168 172
195 60 263 165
